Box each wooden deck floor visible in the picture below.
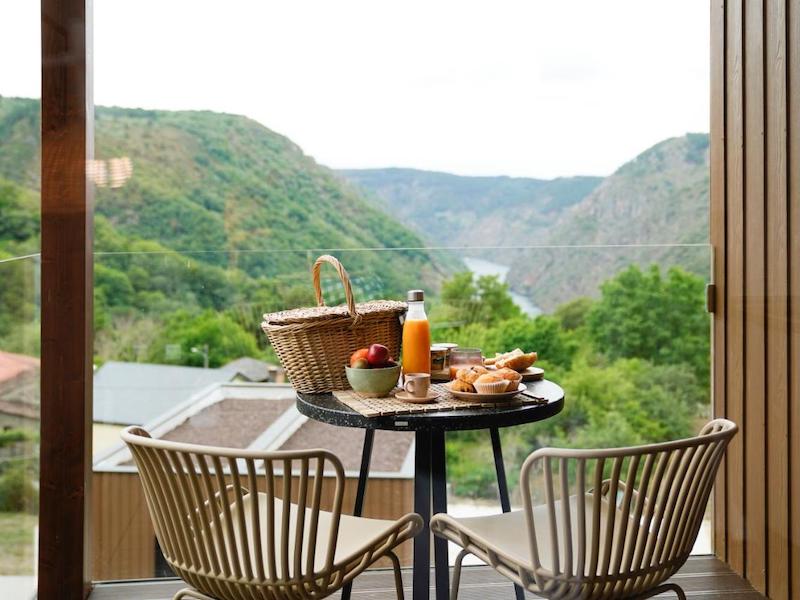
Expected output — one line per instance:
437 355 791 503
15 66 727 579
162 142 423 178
90 556 763 600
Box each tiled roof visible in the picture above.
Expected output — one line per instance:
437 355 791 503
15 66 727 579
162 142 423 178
0 351 39 385
160 397 295 448
280 421 413 473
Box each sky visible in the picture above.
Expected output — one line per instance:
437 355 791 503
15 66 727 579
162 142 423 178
1 0 709 179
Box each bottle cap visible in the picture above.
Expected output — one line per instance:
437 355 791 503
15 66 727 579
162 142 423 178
407 289 424 302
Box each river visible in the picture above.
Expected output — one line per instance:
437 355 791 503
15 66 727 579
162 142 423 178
462 257 542 317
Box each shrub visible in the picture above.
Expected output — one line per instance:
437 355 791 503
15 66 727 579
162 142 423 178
0 462 38 513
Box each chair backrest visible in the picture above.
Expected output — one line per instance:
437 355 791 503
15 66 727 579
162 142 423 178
519 419 737 598
121 426 346 594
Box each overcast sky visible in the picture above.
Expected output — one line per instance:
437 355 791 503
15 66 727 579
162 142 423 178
1 0 708 179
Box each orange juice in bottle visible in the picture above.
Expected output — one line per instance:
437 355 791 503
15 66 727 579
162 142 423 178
402 289 431 374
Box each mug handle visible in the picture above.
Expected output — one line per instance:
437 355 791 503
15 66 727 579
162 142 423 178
404 379 417 394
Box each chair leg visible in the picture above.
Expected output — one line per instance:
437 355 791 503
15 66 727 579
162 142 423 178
173 588 217 600
450 549 469 600
632 582 687 600
387 551 405 600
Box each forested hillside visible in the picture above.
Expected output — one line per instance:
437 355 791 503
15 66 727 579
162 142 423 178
0 96 443 362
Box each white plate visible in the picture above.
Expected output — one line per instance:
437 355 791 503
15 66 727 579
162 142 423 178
447 383 526 403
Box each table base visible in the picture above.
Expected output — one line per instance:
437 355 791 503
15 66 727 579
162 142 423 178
341 427 522 600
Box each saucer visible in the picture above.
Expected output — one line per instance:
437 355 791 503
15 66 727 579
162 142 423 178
395 390 439 404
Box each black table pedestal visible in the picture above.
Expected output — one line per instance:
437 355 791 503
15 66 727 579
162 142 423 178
340 429 375 600
490 428 526 600
431 431 449 600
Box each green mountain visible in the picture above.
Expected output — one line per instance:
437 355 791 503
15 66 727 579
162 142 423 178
0 96 444 360
0 95 442 293
342 135 710 312
339 168 602 248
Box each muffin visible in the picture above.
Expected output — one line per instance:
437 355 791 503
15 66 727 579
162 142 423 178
494 367 523 391
473 373 508 394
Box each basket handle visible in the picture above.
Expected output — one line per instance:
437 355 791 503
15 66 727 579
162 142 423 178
312 255 362 324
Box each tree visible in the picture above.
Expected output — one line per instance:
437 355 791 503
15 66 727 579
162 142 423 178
146 309 261 367
437 271 521 326
587 265 709 383
553 296 594 331
481 315 577 369
524 357 703 452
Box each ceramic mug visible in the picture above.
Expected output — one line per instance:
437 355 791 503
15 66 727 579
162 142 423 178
403 373 431 398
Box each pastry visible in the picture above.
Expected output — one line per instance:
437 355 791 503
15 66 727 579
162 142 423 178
494 348 538 372
447 379 475 393
456 365 488 384
475 373 502 384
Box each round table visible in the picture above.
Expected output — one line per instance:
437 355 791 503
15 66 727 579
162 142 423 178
297 379 565 600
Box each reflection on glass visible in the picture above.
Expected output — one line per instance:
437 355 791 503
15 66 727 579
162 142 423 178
88 157 133 188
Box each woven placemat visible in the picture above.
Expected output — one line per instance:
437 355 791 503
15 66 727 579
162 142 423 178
333 383 545 417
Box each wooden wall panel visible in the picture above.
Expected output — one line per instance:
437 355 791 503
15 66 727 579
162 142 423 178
764 2 790 597
743 0 766 592
710 0 728 560
711 1 799 599
91 471 414 582
723 0 746 576
788 0 800 593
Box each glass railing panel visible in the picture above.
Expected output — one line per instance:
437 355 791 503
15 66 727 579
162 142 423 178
1 4 41 590
91 0 711 580
0 256 41 598
91 242 712 580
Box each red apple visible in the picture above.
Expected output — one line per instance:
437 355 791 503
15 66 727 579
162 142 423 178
366 343 390 367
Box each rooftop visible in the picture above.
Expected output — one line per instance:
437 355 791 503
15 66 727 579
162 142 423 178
96 382 414 477
93 360 258 425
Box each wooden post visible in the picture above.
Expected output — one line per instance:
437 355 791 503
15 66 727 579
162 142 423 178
39 0 93 597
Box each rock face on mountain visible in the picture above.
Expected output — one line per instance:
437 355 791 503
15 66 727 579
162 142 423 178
339 168 602 248
343 134 710 312
508 134 710 310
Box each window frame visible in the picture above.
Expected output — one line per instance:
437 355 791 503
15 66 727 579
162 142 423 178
38 0 94 597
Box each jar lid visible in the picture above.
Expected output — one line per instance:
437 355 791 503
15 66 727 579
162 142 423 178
407 289 424 302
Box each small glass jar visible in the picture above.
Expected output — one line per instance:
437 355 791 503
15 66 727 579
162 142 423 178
430 345 449 377
448 347 483 380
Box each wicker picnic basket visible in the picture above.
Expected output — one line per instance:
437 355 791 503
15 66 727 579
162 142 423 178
261 255 407 393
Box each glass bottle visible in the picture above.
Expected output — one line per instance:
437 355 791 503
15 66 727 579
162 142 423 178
402 289 431 374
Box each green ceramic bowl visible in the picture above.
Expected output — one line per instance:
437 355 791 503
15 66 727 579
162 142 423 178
345 364 401 397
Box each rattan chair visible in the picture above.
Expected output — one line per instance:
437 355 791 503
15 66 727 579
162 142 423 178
122 426 423 600
431 419 737 600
